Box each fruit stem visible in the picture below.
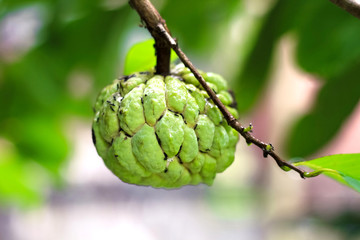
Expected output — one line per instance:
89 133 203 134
129 0 171 75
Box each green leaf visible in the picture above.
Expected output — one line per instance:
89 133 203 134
123 39 177 75
1 115 69 176
93 7 131 89
234 0 360 158
0 144 43 207
295 153 360 192
295 1 360 78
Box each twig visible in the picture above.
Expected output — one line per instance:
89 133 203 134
329 0 360 19
129 0 307 178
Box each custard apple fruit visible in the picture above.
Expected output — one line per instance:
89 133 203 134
92 64 239 188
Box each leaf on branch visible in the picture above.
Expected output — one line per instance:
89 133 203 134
295 153 360 192
124 39 177 75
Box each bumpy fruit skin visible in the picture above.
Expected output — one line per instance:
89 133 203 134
92 64 239 188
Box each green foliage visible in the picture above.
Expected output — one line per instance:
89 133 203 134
235 0 360 157
295 2 360 78
286 65 360 157
0 144 44 207
2 115 69 175
295 154 360 192
160 0 241 53
0 1 131 205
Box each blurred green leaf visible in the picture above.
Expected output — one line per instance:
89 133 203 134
161 0 241 53
93 8 132 88
48 8 123 73
2 49 68 114
286 64 360 157
289 1 360 156
0 145 43 206
0 0 46 11
1 115 69 176
295 1 360 78
123 38 177 75
295 154 360 192
234 0 360 156
0 2 134 207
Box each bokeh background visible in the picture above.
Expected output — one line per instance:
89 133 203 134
1 0 360 239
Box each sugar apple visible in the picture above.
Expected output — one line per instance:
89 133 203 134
92 64 239 188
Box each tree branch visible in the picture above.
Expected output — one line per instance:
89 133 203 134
129 0 308 178
156 24 306 178
329 0 360 19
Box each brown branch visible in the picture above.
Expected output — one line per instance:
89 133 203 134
329 0 360 19
129 0 171 75
129 0 307 178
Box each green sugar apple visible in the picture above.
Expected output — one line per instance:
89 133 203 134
92 64 239 188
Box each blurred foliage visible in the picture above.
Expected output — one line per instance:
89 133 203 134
161 0 241 53
234 0 360 157
0 0 359 206
0 143 43 207
0 0 132 206
320 211 360 240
